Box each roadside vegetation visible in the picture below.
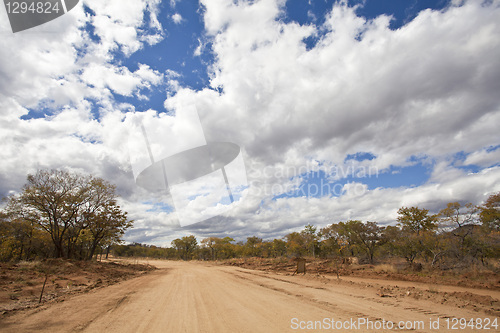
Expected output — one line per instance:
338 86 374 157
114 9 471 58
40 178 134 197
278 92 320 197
1 169 498 286
0 259 154 314
113 192 499 279
0 170 149 313
0 169 132 261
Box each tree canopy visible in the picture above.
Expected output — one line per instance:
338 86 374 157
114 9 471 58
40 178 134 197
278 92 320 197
1 169 131 261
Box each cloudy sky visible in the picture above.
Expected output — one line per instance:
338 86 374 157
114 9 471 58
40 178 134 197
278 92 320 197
1 0 499 246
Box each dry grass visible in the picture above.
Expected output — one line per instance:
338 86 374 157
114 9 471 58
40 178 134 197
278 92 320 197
16 260 41 270
0 259 156 314
373 264 398 273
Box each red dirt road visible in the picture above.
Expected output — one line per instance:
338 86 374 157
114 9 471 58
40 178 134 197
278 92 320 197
1 260 498 332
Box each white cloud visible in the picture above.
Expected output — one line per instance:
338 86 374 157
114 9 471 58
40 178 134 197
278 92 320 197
175 0 500 171
170 0 179 9
82 0 165 56
171 13 183 24
155 0 500 242
1 0 499 246
0 0 164 199
193 38 204 56
464 148 500 167
80 63 163 97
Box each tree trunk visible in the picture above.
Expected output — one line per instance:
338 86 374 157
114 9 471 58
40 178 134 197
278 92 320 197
54 239 65 258
88 242 98 260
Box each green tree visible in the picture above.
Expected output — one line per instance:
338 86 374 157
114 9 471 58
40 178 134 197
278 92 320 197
85 202 131 260
201 236 235 260
301 224 318 257
244 236 263 257
343 220 384 264
0 210 51 261
284 232 307 257
395 207 438 265
397 206 438 235
172 235 198 260
319 223 350 258
270 239 287 257
201 237 218 260
479 192 500 231
217 237 236 259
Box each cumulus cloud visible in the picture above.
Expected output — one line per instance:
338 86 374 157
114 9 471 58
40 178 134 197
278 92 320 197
463 147 500 168
160 0 500 241
1 0 499 245
192 0 500 167
171 13 183 24
80 63 163 97
0 0 164 199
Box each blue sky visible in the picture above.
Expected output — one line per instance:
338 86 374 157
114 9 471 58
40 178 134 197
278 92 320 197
1 0 499 246
108 0 459 199
118 0 454 95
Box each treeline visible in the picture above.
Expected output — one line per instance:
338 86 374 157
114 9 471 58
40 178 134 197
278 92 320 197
114 193 499 269
0 170 132 261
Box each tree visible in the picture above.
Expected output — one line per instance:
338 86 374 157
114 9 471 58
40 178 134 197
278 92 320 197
381 225 421 264
201 236 235 260
477 193 500 262
343 221 384 264
0 212 52 262
301 224 318 257
319 224 340 258
319 223 352 258
395 207 438 265
172 235 198 260
479 192 500 231
439 202 478 229
270 239 287 257
420 230 450 268
85 202 131 260
3 169 131 260
8 170 85 258
201 237 218 260
216 237 236 259
284 232 307 257
283 225 322 258
439 202 480 260
243 236 263 257
397 206 438 235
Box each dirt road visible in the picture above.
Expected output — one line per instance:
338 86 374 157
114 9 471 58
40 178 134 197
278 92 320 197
1 260 498 332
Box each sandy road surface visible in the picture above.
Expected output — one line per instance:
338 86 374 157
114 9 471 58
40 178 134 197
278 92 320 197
1 260 498 332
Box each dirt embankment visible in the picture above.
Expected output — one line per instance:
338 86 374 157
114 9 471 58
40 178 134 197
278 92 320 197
0 259 155 315
220 257 500 290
